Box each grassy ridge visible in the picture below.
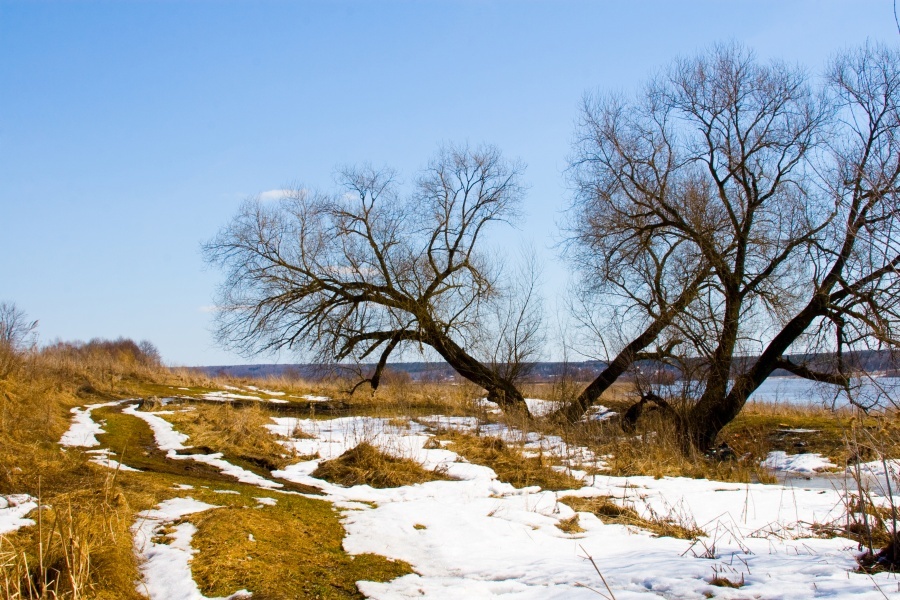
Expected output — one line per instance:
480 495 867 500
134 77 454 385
0 344 412 599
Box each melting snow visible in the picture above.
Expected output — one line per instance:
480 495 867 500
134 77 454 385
0 494 38 534
87 448 140 472
132 497 250 600
762 451 837 473
59 400 127 447
296 394 331 402
202 391 262 402
245 386 285 396
267 413 897 599
124 405 283 489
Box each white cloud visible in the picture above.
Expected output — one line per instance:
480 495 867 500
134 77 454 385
258 189 293 202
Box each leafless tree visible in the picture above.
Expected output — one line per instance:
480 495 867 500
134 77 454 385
203 144 540 411
0 302 37 378
565 43 900 451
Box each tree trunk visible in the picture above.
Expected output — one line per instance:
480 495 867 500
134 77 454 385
421 323 529 414
555 320 669 422
556 273 709 423
683 291 743 452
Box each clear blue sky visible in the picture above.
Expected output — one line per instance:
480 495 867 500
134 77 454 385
1 0 895 366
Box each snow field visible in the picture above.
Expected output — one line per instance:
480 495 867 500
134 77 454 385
270 413 900 599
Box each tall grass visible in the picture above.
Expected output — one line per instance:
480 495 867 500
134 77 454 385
0 338 168 599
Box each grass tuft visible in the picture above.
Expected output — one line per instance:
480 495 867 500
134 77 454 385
555 514 585 534
559 495 705 540
312 442 450 488
438 431 582 491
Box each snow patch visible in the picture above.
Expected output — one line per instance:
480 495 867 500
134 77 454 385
762 451 837 473
59 400 126 447
87 448 140 472
0 494 38 534
132 497 250 600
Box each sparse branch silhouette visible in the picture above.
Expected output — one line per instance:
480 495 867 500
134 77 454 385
564 43 900 451
204 144 540 412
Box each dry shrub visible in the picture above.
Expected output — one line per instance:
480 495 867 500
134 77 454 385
558 495 704 540
840 412 900 572
438 431 581 491
312 442 449 488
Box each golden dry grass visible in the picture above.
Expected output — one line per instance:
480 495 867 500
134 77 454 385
158 402 296 471
436 430 582 491
558 495 705 540
0 343 414 598
189 493 411 599
0 353 152 599
312 442 450 488
555 514 585 534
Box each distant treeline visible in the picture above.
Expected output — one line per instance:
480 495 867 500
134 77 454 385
188 349 899 383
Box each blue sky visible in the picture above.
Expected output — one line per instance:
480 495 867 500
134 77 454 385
0 0 896 366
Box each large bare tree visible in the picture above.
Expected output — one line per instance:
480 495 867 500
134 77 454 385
565 43 900 451
204 144 541 412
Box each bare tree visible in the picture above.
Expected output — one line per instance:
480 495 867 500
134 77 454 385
0 302 37 378
565 43 900 451
204 144 539 411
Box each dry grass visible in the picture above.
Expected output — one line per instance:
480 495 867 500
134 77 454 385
0 345 155 599
345 381 479 418
159 402 296 471
558 495 705 540
0 341 412 597
709 574 745 588
0 478 139 600
312 442 451 488
437 430 582 491
555 514 585 534
189 491 411 599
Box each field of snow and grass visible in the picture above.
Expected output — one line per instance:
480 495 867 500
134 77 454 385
34 385 900 598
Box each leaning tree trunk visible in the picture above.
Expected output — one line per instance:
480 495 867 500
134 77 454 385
687 292 835 450
681 292 743 452
421 322 529 415
554 321 667 423
555 275 708 423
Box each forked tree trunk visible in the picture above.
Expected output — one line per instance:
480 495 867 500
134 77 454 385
683 293 834 452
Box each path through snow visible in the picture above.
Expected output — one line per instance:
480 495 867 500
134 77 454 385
132 497 250 600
